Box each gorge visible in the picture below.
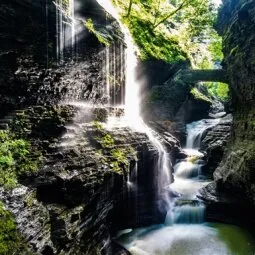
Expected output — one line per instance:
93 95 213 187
0 0 255 254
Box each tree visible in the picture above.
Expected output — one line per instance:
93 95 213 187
126 0 133 16
152 0 193 29
114 0 218 63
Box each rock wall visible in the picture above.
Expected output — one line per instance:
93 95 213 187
0 105 181 254
201 114 233 175
200 0 255 224
0 0 125 115
0 1 185 253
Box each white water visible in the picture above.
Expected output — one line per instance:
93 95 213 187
116 223 255 255
55 0 76 63
186 118 220 148
96 0 172 210
115 114 255 255
167 119 216 225
172 204 205 224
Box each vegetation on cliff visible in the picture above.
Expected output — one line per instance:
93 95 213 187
113 0 219 64
0 203 29 254
93 122 137 174
84 18 111 46
0 130 42 189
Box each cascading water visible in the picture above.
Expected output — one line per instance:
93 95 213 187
168 117 224 224
96 0 172 213
116 113 255 254
53 1 255 254
55 0 76 63
186 118 221 149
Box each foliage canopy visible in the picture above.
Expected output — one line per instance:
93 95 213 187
113 0 220 64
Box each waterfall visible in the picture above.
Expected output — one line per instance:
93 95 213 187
96 0 172 212
55 0 76 63
69 0 75 52
173 204 205 224
166 115 224 225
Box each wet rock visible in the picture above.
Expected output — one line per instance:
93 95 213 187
198 182 255 226
201 114 233 175
0 103 182 254
0 0 125 115
201 0 255 216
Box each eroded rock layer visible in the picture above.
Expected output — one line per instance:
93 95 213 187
200 0 255 225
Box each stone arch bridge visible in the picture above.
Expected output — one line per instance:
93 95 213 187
166 69 228 84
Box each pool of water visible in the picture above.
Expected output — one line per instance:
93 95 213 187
116 223 255 255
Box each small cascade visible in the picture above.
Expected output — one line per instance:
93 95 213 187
55 0 77 64
174 161 202 178
173 204 205 224
168 109 227 225
186 119 220 149
166 116 223 225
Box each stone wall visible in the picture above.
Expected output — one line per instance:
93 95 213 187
215 0 255 202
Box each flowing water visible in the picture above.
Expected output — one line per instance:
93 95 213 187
55 0 76 63
116 118 255 255
116 223 255 255
56 1 255 254
96 0 172 212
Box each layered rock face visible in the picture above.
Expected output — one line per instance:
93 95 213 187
0 1 179 254
0 0 125 114
200 0 255 224
201 114 233 175
0 105 181 254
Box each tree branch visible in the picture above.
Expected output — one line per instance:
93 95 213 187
153 0 192 29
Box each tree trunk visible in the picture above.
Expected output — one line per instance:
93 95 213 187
127 0 133 17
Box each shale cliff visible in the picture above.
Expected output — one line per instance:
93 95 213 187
200 0 255 224
0 1 183 254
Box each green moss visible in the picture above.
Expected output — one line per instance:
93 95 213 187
0 130 42 189
0 202 29 254
92 121 104 131
92 122 137 174
96 134 115 149
24 192 36 208
84 18 111 46
191 87 213 103
110 148 129 173
188 156 199 163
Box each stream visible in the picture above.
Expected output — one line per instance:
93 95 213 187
115 117 255 255
94 2 255 254
56 1 255 253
